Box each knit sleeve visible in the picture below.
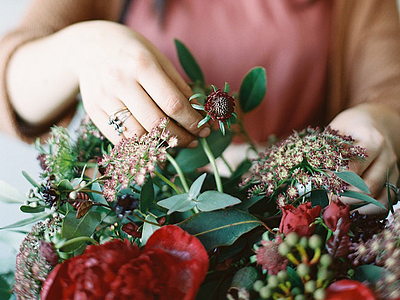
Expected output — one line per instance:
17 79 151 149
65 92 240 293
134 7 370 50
327 0 400 121
0 0 122 143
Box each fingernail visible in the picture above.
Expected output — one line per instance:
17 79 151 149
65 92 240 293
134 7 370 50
199 127 211 138
188 140 199 148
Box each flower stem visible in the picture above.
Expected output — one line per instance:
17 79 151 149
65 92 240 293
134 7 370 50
153 170 182 195
58 236 98 250
199 137 223 193
166 152 189 193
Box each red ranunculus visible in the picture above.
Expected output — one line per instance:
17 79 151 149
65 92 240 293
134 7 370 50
41 225 209 300
323 199 351 234
325 279 376 300
279 202 321 237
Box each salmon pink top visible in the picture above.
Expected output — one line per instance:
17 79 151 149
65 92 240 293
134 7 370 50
125 0 332 142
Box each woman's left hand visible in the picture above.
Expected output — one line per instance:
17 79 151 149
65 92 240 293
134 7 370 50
328 103 400 215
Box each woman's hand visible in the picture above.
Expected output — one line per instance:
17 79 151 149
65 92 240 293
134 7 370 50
7 20 209 146
329 103 400 215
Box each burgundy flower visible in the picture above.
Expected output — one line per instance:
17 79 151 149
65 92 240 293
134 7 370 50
255 235 288 275
323 199 351 234
41 225 209 300
279 203 321 237
204 89 235 122
325 280 376 300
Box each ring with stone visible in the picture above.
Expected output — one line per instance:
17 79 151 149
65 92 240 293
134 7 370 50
108 107 130 135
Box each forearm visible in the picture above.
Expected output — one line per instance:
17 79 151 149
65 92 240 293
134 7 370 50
6 26 81 125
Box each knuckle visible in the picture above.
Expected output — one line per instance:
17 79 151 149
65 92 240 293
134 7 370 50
164 95 185 116
133 50 156 72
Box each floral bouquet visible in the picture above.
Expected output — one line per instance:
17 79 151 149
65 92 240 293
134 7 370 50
0 40 399 300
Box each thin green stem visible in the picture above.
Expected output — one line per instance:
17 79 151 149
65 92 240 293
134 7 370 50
199 137 223 193
166 152 189 193
154 170 182 195
220 154 233 174
72 161 98 168
59 236 98 250
238 121 258 154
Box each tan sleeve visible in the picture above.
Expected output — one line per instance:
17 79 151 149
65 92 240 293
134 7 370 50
0 0 122 143
327 0 400 121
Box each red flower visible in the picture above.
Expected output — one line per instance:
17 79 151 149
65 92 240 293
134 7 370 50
204 89 235 122
325 279 376 300
323 199 351 234
279 203 321 237
41 225 209 300
255 235 288 275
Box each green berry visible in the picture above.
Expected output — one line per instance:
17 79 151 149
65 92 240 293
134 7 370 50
278 242 291 256
253 280 264 292
259 286 272 299
294 295 306 300
304 280 316 293
267 275 279 288
296 263 310 277
285 232 299 246
320 254 333 267
317 267 329 281
277 270 288 282
291 287 302 296
299 236 308 248
308 235 322 250
314 288 326 300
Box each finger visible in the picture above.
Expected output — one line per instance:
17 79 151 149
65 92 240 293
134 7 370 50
136 57 210 137
347 143 379 176
119 82 199 147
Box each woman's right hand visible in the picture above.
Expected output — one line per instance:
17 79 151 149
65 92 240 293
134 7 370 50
7 20 210 146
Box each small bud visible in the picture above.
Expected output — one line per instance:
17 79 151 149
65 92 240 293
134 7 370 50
294 295 306 300
285 232 299 247
277 270 288 282
80 181 86 188
69 191 77 200
308 235 322 250
259 286 272 299
304 280 316 293
278 242 291 256
253 280 264 292
267 275 279 288
299 236 308 248
296 263 310 278
319 254 333 267
313 288 326 300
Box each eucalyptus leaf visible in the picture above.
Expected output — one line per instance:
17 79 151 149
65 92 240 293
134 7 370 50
171 130 233 173
354 265 385 284
0 212 52 230
57 179 74 192
196 191 241 212
20 205 45 213
141 215 160 245
0 180 26 204
22 171 40 188
189 173 207 199
158 194 196 214
90 182 108 205
335 171 370 194
61 210 101 252
239 67 266 113
174 39 205 85
341 190 386 210
140 177 154 213
178 209 262 251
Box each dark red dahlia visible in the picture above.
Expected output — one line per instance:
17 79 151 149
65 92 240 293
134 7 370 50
204 89 235 122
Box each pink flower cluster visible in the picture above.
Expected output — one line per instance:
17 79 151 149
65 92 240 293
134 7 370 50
100 118 178 202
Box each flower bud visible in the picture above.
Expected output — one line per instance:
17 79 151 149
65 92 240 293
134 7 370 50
313 288 326 300
253 280 264 292
69 191 77 200
294 294 306 300
267 275 279 288
304 280 316 293
285 232 299 247
278 242 291 256
299 236 308 248
277 270 288 282
296 263 310 277
319 254 333 267
308 235 322 250
259 286 272 299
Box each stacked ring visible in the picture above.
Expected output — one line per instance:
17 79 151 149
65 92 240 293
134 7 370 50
108 107 131 135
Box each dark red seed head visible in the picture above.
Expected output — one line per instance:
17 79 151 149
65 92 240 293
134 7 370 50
204 89 235 122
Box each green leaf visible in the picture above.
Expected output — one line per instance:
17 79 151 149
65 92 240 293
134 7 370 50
20 205 45 213
196 191 241 212
311 190 329 208
224 82 230 93
0 275 12 300
219 121 226 136
341 190 386 210
231 266 258 290
235 195 264 211
140 177 154 213
158 194 195 214
141 215 160 245
22 171 40 188
230 159 252 180
335 171 370 194
189 173 207 199
178 209 262 251
189 93 206 101
191 104 204 111
197 115 211 128
0 212 52 230
60 210 101 252
171 130 233 173
174 39 205 85
57 179 74 192
0 180 26 204
90 182 108 205
354 265 385 284
287 267 303 290
239 67 266 113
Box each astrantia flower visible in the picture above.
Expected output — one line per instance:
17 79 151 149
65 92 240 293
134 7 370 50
41 225 209 300
189 84 237 135
241 126 366 205
254 235 288 275
100 118 177 202
14 219 61 300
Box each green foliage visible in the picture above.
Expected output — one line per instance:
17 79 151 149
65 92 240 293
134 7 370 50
335 171 370 194
0 275 12 300
174 39 205 86
141 215 160 245
310 190 329 208
354 265 385 285
140 177 155 213
0 212 52 230
178 209 262 251
230 266 259 290
239 67 267 113
341 190 386 210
